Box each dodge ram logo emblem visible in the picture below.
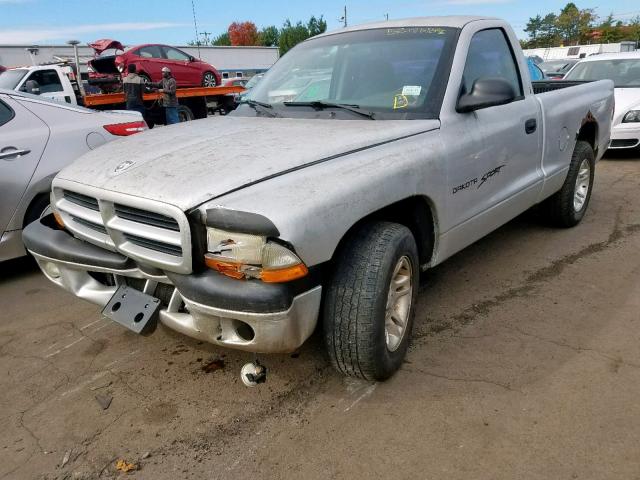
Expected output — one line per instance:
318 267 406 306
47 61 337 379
114 160 134 173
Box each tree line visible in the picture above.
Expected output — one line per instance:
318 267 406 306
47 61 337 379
188 16 327 55
522 2 640 48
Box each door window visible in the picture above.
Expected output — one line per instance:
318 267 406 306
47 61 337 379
163 47 190 61
136 45 163 59
461 29 523 98
22 69 63 93
0 100 14 126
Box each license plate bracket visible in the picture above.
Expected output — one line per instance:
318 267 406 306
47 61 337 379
102 285 161 334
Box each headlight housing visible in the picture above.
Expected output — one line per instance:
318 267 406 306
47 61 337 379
204 228 308 283
622 110 640 123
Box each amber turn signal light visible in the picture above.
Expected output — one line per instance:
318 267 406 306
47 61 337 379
53 211 65 229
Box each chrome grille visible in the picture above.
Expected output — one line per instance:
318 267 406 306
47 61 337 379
54 187 192 274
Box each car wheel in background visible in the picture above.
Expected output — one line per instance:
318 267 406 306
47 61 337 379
543 140 595 228
323 222 419 380
202 72 217 87
139 73 151 84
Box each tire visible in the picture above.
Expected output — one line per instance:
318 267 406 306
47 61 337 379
323 222 419 380
542 140 595 228
202 72 217 87
177 105 194 122
23 194 51 227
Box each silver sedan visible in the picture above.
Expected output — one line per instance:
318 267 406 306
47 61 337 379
0 89 146 261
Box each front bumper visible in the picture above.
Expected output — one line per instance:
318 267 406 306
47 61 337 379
23 217 321 353
609 123 640 149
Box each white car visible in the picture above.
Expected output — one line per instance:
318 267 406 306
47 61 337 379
0 89 146 261
564 52 640 150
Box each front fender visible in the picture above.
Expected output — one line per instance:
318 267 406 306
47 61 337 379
197 130 445 267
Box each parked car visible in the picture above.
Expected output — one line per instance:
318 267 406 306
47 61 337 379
540 59 579 79
237 73 264 103
564 52 640 150
24 17 613 384
88 39 222 93
0 89 146 261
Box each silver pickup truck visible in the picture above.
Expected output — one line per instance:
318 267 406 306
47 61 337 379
24 16 614 382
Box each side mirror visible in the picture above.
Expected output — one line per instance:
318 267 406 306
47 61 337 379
189 56 196 62
457 77 516 113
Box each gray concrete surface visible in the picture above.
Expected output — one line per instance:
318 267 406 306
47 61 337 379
1 154 639 479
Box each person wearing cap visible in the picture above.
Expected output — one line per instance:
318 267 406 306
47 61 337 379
149 66 179 125
122 64 146 118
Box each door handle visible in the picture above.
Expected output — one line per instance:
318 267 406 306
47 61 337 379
525 118 537 134
0 148 31 160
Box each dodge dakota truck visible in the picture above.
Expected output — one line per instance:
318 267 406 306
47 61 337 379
23 16 614 382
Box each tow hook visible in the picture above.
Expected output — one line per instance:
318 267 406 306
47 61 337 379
240 359 267 387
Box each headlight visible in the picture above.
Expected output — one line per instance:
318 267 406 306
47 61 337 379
204 228 308 283
622 110 640 123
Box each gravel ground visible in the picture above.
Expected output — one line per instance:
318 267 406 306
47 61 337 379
1 153 639 479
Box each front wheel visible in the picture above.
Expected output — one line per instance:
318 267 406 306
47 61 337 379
323 222 419 380
542 140 595 227
202 72 217 87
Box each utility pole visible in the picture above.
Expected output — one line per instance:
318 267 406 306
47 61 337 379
339 5 348 28
191 0 202 58
384 13 389 21
200 31 212 45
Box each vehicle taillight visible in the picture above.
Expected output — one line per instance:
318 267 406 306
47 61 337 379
103 121 147 136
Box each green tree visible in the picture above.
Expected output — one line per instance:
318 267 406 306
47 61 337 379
307 15 327 36
212 32 231 46
538 13 559 47
556 3 595 45
258 25 280 46
525 15 543 46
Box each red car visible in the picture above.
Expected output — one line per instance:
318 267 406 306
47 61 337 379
88 39 221 93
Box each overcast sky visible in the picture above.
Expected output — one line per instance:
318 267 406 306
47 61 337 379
1 0 639 45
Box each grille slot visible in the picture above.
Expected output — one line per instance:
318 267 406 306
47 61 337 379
610 139 638 148
63 191 99 211
71 216 107 234
115 204 180 231
123 233 183 257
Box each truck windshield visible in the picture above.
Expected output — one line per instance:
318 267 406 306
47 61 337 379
0 69 28 89
565 59 640 87
243 26 458 119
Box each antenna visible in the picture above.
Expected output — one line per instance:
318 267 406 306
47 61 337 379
191 0 202 58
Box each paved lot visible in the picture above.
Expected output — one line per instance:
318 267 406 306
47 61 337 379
1 153 639 479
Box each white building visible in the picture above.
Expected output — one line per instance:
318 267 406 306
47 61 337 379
0 43 279 78
524 41 636 60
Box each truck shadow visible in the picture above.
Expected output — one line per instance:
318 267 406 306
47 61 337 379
0 256 39 285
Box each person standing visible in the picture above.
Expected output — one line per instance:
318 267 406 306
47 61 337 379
122 64 146 118
150 67 179 125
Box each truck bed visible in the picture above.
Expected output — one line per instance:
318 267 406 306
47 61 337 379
532 80 592 94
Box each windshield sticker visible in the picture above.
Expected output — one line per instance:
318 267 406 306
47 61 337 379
386 27 447 36
393 94 409 109
401 85 422 96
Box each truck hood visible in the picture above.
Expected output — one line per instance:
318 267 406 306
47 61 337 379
57 116 439 211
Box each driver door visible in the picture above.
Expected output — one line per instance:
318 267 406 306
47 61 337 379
162 46 200 86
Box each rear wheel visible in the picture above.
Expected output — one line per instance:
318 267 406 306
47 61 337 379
323 222 419 380
177 105 194 122
542 140 595 227
202 72 217 87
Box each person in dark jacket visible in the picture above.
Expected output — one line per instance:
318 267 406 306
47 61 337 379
122 64 146 117
149 66 179 125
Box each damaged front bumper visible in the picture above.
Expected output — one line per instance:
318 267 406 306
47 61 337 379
23 216 322 354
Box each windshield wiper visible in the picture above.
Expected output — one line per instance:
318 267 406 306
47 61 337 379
283 101 376 120
242 99 279 117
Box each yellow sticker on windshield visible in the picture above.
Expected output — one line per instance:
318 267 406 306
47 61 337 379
393 94 409 109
